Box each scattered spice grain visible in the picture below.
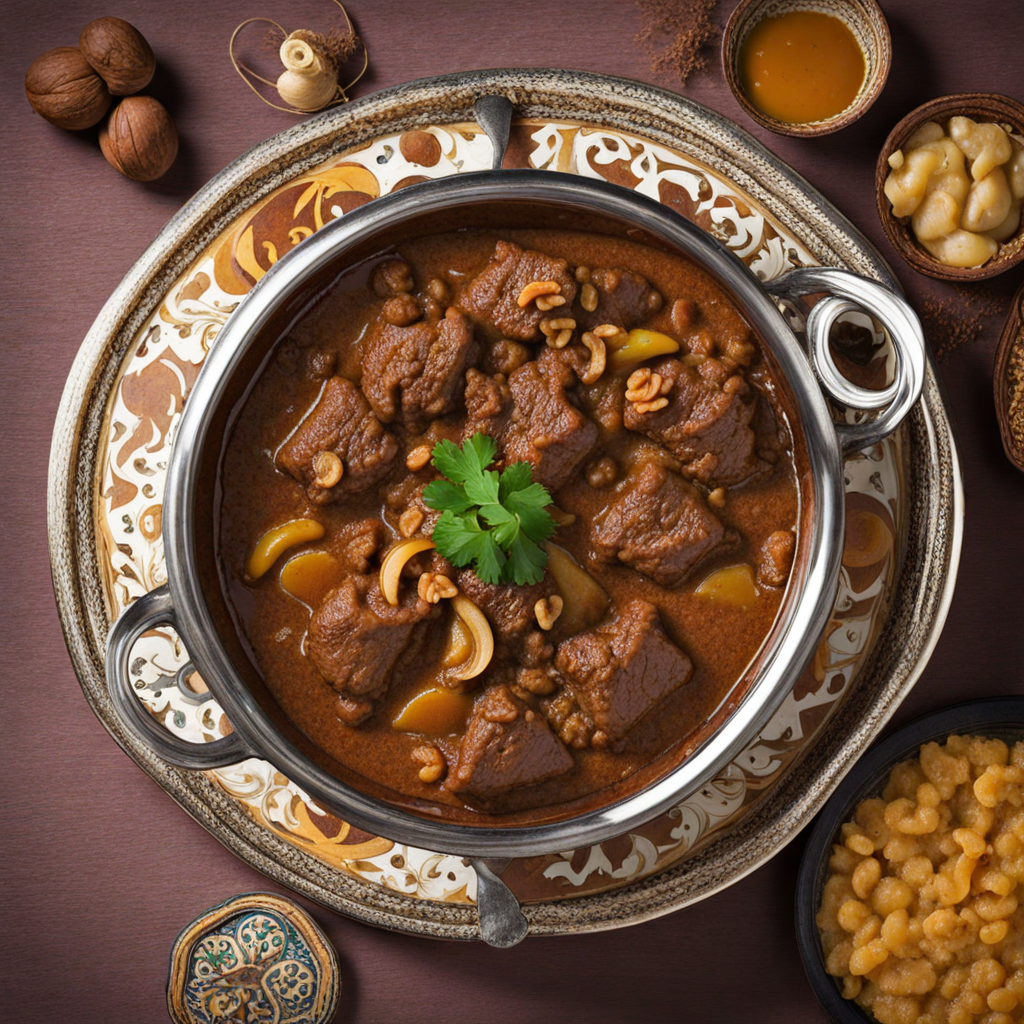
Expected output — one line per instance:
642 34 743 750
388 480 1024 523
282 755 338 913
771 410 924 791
634 0 719 85
918 284 1003 359
1004 331 1024 463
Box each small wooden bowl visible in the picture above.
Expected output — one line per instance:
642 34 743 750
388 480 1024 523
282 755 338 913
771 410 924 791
994 278 1024 472
722 0 891 138
875 93 1024 282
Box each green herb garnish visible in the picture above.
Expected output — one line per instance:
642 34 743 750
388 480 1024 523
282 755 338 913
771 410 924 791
422 433 557 586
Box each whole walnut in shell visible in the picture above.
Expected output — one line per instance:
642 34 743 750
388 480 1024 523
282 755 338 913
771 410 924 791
25 46 112 130
79 17 155 96
99 96 178 181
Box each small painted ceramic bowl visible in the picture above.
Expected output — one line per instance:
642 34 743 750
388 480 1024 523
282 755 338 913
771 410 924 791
794 696 1024 1024
166 892 339 1024
722 0 891 137
875 93 1024 282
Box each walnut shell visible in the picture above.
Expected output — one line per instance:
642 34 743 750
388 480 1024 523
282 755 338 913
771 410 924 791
25 46 112 130
99 96 177 181
79 17 155 96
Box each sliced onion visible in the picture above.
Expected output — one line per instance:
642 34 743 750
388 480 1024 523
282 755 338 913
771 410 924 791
449 594 494 682
379 537 435 606
246 518 325 580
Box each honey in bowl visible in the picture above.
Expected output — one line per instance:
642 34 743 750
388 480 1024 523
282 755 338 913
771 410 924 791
739 10 866 125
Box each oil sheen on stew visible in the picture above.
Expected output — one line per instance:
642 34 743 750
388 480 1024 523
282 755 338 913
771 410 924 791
218 229 802 824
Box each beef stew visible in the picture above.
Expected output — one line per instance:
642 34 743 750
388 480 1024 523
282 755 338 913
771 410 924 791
217 228 804 824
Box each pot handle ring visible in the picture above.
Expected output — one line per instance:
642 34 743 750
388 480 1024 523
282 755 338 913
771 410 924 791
105 585 251 770
765 267 927 454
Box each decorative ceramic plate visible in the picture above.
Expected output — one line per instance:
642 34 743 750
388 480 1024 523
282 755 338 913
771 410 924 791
166 892 339 1024
48 70 962 940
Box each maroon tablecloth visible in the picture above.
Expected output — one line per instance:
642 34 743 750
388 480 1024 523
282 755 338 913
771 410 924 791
3 2 1023 1021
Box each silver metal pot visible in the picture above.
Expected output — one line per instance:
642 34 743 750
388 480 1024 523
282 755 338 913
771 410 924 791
105 98 925 945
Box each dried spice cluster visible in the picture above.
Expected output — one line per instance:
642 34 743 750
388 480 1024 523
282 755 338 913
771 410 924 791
634 0 719 85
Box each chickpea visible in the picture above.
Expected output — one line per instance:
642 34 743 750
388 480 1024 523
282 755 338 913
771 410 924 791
849 939 889 976
912 189 961 241
872 877 914 917
884 147 941 217
818 735 1024 1023
839 898 873 933
949 117 1013 180
921 229 998 269
1007 141 1024 200
963 167 1013 233
905 120 945 151
880 908 911 952
853 856 882 899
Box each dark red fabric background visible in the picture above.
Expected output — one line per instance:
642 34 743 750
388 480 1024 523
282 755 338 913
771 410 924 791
3 2 1023 1021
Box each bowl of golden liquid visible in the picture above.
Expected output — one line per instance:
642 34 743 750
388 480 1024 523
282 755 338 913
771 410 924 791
723 0 891 138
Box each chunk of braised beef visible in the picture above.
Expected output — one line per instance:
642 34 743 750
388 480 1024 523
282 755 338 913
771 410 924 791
577 375 626 433
456 240 577 341
554 599 693 742
462 368 512 441
481 338 532 376
308 574 436 718
275 376 398 503
447 685 573 798
757 529 796 588
541 687 596 750
335 518 386 574
361 307 478 428
371 258 414 297
381 293 421 327
591 460 732 587
454 568 558 639
499 351 599 491
578 268 662 330
623 356 769 487
304 347 337 380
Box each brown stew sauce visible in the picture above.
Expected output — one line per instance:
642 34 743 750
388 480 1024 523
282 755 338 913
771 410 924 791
217 229 803 824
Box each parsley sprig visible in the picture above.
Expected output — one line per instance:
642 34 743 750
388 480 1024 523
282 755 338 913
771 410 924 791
422 433 557 586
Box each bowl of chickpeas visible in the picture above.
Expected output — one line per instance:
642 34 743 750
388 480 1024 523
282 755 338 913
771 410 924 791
876 94 1024 281
796 697 1024 1024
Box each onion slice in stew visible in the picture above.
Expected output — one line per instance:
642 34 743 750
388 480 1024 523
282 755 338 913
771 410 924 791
449 594 494 682
379 537 436 606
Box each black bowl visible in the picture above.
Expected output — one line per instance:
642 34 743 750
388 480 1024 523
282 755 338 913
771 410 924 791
794 696 1024 1024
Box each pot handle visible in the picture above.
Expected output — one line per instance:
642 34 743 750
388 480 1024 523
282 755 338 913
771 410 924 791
474 95 514 170
471 857 529 948
765 267 927 454
105 585 250 770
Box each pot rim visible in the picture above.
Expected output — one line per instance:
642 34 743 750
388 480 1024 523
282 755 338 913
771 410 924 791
158 170 851 857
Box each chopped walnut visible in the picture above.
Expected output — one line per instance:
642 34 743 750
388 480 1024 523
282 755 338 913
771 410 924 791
579 330 607 384
625 367 667 403
540 317 576 350
411 744 446 783
417 572 458 604
534 595 564 631
399 507 425 537
517 280 561 307
312 451 343 488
